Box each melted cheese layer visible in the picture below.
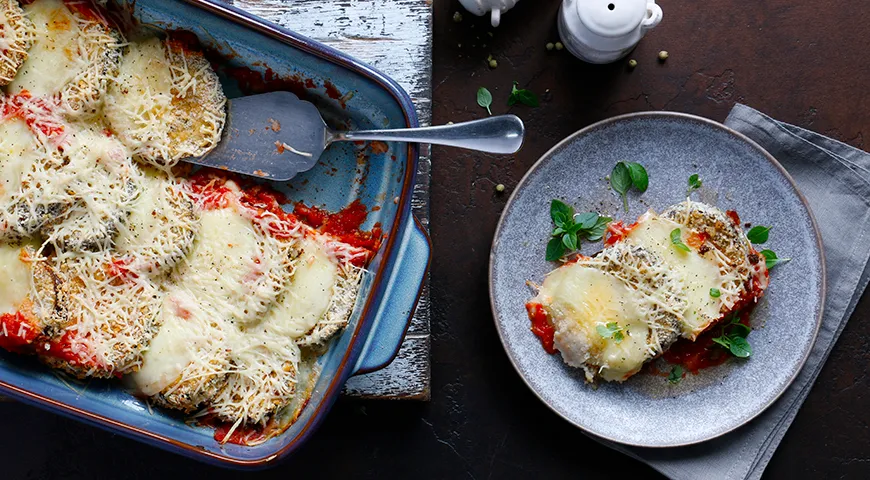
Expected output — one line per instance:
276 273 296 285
267 237 338 339
0 118 41 207
131 287 227 396
624 213 730 338
175 207 265 323
0 243 32 315
10 0 82 96
541 263 652 382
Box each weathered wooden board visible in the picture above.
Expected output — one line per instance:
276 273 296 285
231 0 433 399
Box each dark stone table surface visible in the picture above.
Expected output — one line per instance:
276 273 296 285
2 0 868 478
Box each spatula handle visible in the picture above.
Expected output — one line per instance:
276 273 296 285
335 115 525 154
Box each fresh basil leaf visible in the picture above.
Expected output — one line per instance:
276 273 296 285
760 249 789 269
712 336 732 349
552 212 568 228
515 90 539 107
508 81 540 107
746 226 771 244
730 323 752 338
688 174 702 190
626 162 649 193
611 162 632 211
710 287 721 298
552 227 565 236
551 199 572 223
668 365 683 385
546 237 565 261
670 228 690 252
575 212 599 230
477 87 493 115
728 336 752 358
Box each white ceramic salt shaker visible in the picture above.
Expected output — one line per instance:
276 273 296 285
558 0 663 64
458 0 521 27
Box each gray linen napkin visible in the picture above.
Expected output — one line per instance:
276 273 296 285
599 103 870 480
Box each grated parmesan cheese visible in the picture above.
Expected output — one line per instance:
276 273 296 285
9 0 123 117
104 36 226 170
0 0 34 86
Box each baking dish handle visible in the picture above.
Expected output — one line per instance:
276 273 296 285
352 216 430 375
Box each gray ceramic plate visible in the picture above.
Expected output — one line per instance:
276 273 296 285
489 112 825 447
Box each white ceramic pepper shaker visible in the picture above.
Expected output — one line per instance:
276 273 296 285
458 0 521 27
558 0 663 64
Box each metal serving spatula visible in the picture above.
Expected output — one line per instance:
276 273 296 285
186 91 525 181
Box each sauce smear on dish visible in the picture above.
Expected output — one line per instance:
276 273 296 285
525 302 556 354
663 308 754 374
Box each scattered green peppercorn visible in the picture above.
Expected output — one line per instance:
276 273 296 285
555 42 564 51
658 50 669 61
453 11 463 22
489 58 498 68
546 42 554 51
496 184 506 193
628 59 638 69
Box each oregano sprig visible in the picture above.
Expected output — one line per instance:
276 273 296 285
712 315 753 358
546 199 612 261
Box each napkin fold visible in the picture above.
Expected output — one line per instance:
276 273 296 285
601 104 870 480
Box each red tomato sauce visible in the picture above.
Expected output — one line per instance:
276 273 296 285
3 92 65 139
63 0 106 24
604 220 639 246
294 200 383 253
201 417 268 446
525 302 556 355
0 312 40 353
662 307 754 374
189 172 382 262
725 209 741 226
42 331 86 365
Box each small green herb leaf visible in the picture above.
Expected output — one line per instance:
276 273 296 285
730 323 752 338
552 213 568 228
477 87 493 115
670 228 691 252
728 336 752 358
668 365 683 385
546 237 565 261
626 162 649 193
611 162 632 211
687 174 702 195
562 232 578 251
596 322 624 344
710 287 721 298
508 81 540 107
712 336 732 349
575 212 599 230
746 226 771 244
760 249 789 269
545 200 612 260
584 217 612 242
550 199 572 222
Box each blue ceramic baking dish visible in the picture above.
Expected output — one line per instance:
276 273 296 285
0 0 429 468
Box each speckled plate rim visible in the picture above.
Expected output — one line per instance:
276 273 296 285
488 111 826 447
